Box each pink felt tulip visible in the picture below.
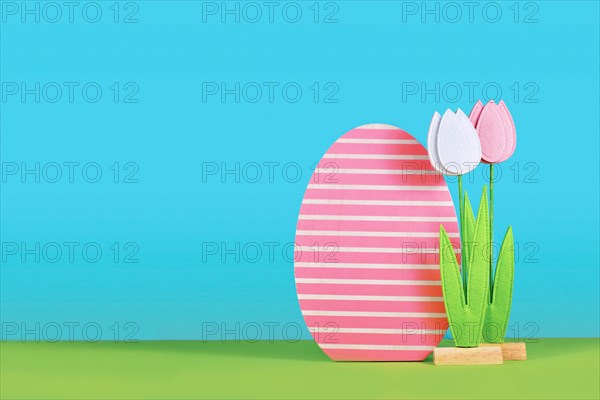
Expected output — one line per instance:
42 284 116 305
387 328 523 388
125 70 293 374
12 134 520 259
469 100 516 163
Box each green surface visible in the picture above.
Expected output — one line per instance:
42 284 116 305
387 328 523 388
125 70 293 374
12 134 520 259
1 339 599 399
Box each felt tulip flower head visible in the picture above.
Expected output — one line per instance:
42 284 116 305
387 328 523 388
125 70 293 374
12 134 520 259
427 109 482 176
469 100 516 163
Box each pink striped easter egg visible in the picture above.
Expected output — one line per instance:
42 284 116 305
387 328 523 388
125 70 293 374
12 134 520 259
294 123 460 361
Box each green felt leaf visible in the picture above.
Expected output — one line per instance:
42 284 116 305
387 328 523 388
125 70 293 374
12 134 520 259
439 226 465 311
464 187 490 345
483 226 515 344
440 187 490 347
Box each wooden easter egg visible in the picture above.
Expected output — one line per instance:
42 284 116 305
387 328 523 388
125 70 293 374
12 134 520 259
294 124 460 361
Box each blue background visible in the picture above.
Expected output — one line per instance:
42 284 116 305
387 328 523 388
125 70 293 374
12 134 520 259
1 1 598 340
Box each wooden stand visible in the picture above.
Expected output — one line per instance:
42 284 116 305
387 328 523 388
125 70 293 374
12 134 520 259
482 342 527 361
433 346 503 365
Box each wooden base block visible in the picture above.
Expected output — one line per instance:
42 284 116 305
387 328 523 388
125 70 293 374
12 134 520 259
433 346 503 366
482 342 527 361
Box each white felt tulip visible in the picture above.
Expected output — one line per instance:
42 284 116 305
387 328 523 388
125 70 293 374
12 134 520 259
427 109 482 176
